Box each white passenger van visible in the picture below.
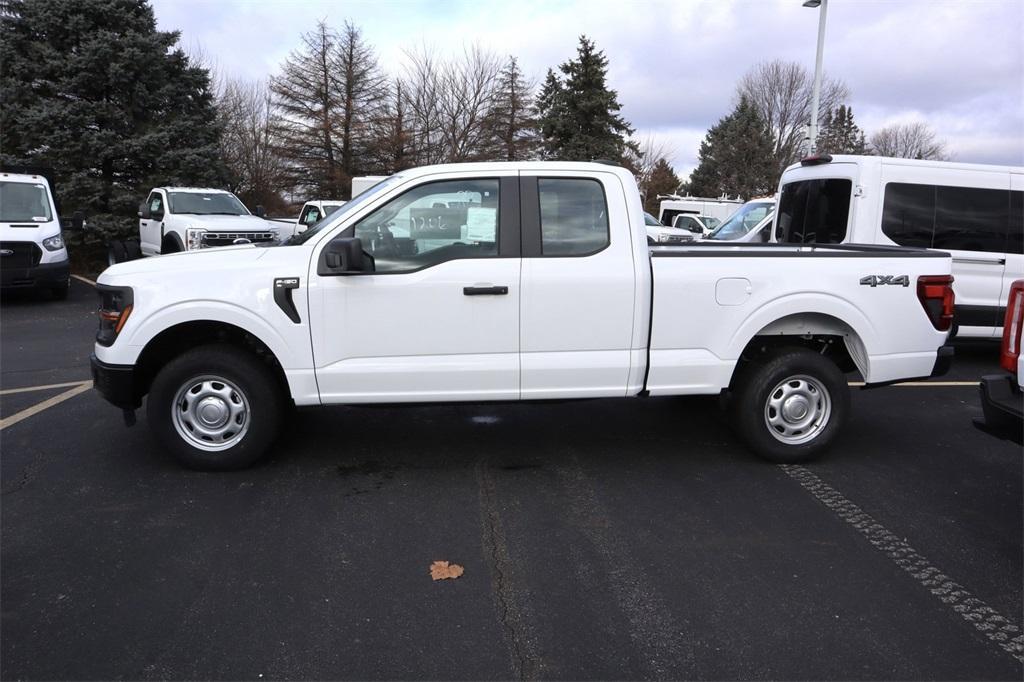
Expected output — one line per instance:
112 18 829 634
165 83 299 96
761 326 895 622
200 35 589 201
657 195 743 228
774 154 1023 338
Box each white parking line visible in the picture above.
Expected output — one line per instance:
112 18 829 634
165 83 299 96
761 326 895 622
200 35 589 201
0 380 93 396
0 381 93 431
71 274 96 286
780 464 1024 664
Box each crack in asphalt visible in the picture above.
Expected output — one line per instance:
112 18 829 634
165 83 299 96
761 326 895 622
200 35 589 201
476 457 539 681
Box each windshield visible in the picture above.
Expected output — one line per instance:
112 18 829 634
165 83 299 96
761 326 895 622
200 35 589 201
701 217 721 231
168 191 249 216
322 203 344 214
643 211 662 226
287 176 398 245
0 181 53 222
707 202 774 240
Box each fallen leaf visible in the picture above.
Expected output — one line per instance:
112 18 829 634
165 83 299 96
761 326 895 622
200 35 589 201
430 560 465 580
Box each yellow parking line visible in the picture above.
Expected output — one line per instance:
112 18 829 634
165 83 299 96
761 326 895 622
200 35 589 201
71 274 96 286
0 380 93 396
0 381 93 431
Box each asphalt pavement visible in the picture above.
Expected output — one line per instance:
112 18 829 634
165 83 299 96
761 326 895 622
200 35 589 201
1 279 1021 680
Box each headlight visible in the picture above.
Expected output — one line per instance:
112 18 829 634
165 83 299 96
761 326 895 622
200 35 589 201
96 284 134 347
657 233 671 243
42 234 64 251
186 227 206 250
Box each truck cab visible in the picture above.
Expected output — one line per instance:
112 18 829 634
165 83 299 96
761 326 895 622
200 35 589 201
296 200 346 235
0 172 73 299
138 187 281 256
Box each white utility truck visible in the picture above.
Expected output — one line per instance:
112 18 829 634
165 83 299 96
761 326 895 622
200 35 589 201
658 195 742 228
644 211 696 244
91 162 955 470
296 200 346 235
774 154 1023 338
132 187 284 258
0 171 75 299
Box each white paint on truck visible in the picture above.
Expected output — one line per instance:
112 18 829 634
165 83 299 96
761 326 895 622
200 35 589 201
92 161 955 470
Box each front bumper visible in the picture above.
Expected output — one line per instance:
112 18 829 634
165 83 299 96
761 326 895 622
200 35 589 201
1 257 69 290
90 354 140 409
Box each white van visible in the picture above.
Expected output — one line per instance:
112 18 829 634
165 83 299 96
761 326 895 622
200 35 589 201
774 154 1023 338
0 172 74 299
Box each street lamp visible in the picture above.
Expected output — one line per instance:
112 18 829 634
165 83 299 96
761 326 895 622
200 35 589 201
804 0 829 153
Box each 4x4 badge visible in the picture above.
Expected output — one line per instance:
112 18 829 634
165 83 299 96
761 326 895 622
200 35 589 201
860 275 909 287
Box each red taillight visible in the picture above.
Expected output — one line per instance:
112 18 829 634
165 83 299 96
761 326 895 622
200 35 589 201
1000 280 1024 373
917 275 955 332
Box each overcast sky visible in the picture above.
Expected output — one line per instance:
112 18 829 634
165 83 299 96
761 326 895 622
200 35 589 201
151 0 1023 178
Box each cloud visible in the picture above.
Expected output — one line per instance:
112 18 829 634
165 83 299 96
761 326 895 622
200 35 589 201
151 0 1023 170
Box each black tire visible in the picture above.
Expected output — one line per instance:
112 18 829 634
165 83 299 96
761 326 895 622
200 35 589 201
729 347 849 463
107 240 127 266
146 344 284 470
50 281 70 300
161 238 181 254
124 239 142 261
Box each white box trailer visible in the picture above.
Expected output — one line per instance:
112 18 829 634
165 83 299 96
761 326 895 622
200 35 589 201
351 176 388 198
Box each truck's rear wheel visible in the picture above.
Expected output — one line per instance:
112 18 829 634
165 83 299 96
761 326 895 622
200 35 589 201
730 348 849 463
147 344 283 470
107 240 127 266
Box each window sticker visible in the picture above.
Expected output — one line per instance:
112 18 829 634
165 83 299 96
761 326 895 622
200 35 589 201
465 207 497 242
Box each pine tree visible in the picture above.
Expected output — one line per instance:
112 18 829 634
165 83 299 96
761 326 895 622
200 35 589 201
0 0 224 241
687 97 776 200
817 105 867 155
642 158 680 213
536 36 634 161
486 57 540 161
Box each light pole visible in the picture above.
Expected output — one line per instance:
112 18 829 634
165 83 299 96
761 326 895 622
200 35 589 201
804 0 829 154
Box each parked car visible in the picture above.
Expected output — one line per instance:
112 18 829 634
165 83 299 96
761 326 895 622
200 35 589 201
976 280 1023 443
0 171 76 299
645 211 696 244
774 154 1023 338
91 161 954 470
296 200 345 234
111 187 283 263
705 198 776 242
657 195 743 228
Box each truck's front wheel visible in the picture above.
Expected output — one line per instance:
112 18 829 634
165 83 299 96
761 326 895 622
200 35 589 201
147 345 284 470
730 348 849 463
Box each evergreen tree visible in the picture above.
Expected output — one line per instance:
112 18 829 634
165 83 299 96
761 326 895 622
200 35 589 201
642 158 680 213
486 57 540 161
817 105 867 155
0 0 224 241
687 97 776 200
536 36 634 161
334 20 387 192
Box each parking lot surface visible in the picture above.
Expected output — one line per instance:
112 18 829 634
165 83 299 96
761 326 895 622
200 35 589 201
2 280 1021 680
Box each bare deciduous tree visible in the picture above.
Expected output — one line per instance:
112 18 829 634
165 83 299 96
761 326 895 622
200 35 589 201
217 78 288 212
624 134 678 198
869 121 948 160
737 59 849 172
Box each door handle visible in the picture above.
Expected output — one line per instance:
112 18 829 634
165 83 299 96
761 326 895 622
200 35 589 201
463 285 508 296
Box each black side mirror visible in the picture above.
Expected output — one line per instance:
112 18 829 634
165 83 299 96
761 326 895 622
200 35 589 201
318 237 375 275
255 205 266 217
138 201 151 220
70 211 85 231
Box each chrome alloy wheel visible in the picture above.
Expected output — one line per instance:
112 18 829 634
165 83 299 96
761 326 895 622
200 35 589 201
171 375 250 451
763 374 832 445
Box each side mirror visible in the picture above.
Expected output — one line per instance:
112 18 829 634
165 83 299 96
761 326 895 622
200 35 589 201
318 236 375 276
70 211 85 231
255 205 266 217
138 201 151 220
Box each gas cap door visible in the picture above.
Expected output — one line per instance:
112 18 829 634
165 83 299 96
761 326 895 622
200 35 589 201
716 277 752 306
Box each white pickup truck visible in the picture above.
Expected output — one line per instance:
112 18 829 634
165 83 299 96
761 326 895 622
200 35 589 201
91 162 955 470
132 187 284 258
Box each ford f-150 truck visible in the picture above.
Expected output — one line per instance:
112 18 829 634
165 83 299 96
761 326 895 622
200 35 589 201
91 162 955 470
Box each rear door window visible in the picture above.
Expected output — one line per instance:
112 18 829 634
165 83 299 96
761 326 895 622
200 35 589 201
538 178 609 256
881 183 935 248
775 179 852 244
934 185 1009 253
